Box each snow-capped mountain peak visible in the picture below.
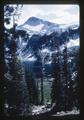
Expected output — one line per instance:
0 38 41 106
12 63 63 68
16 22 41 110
16 16 59 36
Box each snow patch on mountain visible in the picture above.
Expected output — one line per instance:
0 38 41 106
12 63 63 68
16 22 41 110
60 38 79 51
22 42 27 46
23 23 44 32
59 23 79 30
67 38 79 48
22 55 37 62
27 56 37 61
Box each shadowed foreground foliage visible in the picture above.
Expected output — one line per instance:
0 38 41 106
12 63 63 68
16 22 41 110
3 114 80 120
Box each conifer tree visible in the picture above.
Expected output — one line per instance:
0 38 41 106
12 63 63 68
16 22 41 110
62 44 68 111
24 66 39 105
5 39 29 116
73 49 80 109
4 5 30 116
62 31 73 111
51 33 62 112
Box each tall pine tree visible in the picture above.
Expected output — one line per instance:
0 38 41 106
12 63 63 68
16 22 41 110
4 5 30 116
24 66 39 105
51 33 62 112
5 39 29 116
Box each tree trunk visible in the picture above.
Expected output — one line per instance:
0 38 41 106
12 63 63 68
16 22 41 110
40 76 44 104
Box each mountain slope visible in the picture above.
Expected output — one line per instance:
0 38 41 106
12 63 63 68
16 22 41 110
6 17 80 63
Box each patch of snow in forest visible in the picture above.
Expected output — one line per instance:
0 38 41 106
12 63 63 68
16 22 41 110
27 56 37 61
4 103 9 108
5 47 10 52
52 110 80 116
48 78 54 81
21 53 37 62
22 42 27 46
45 61 52 65
68 58 72 63
26 53 32 58
72 71 77 81
31 105 51 115
41 48 50 53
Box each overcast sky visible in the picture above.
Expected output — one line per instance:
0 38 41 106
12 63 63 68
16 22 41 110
16 4 79 25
